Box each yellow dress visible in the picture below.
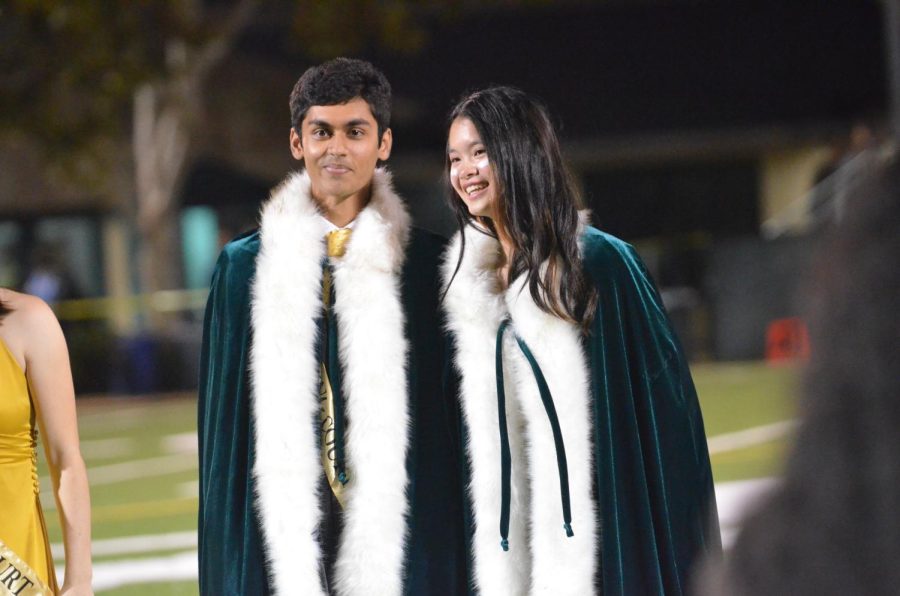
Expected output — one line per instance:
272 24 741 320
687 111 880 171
0 338 59 594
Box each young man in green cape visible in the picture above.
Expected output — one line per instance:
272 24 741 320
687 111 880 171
197 58 466 595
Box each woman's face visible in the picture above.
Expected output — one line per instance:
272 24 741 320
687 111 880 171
447 117 500 220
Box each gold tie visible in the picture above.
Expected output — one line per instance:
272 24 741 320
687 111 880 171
326 228 352 258
321 228 351 314
320 227 352 508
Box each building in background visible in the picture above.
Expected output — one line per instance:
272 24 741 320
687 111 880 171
0 0 889 391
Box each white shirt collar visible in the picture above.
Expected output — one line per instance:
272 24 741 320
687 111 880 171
319 215 357 233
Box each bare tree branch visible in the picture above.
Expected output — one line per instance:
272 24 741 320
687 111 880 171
192 0 261 84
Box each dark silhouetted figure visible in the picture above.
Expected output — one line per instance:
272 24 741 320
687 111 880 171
699 154 900 596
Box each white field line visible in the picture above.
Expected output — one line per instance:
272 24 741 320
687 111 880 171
51 453 197 488
46 478 779 591
162 431 198 455
77 437 136 460
707 420 798 455
51 531 197 560
43 424 788 589
57 550 198 591
177 479 200 499
40 433 198 508
40 453 197 510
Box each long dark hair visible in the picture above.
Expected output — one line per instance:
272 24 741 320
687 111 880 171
702 155 900 595
444 86 597 331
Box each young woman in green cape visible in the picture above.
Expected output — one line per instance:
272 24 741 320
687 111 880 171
441 87 721 595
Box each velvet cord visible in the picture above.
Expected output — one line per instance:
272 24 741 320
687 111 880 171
495 319 513 551
513 332 575 538
495 318 575 552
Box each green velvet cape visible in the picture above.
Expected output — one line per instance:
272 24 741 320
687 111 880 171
198 222 467 594
443 224 720 595
582 227 720 593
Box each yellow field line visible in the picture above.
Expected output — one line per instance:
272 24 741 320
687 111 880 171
53 289 209 321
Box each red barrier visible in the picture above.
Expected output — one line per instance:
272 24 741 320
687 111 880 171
765 317 810 364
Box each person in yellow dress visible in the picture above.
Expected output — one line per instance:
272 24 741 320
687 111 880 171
0 288 92 595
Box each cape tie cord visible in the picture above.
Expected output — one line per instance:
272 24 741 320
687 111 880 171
512 332 575 539
495 318 575 552
495 319 513 552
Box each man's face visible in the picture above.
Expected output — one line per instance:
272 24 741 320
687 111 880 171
290 97 392 205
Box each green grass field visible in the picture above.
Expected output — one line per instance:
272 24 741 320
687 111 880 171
693 361 800 482
40 360 800 594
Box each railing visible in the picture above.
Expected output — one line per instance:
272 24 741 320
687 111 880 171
53 289 209 322
761 146 889 240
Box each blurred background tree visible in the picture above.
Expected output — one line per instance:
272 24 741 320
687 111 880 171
0 0 535 320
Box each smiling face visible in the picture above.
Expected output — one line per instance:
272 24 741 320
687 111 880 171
290 96 392 208
447 117 501 220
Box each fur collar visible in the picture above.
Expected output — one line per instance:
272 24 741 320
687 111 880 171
250 168 412 595
442 222 599 595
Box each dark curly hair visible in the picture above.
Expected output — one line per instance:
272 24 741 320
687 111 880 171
443 86 597 332
289 57 391 139
698 154 900 595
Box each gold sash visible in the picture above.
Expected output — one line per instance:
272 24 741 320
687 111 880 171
0 539 52 596
319 363 347 508
320 227 353 508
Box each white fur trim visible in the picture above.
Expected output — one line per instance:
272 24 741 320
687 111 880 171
442 223 598 595
441 227 531 595
505 277 598 595
330 171 411 596
251 169 411 596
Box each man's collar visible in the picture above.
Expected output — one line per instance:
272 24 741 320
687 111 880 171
259 167 411 274
319 215 357 233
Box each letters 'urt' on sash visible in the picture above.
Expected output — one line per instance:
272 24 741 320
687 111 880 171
0 539 52 596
